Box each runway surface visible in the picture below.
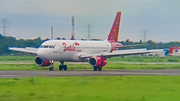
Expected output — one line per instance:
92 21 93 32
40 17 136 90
1 69 180 78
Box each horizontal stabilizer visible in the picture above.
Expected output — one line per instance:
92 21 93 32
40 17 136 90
117 44 147 48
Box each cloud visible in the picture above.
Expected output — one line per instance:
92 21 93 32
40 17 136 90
0 0 180 42
1 0 180 16
0 0 143 16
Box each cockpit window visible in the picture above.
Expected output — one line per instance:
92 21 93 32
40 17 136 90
44 45 48 48
40 45 55 49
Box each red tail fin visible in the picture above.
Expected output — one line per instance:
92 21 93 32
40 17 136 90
108 11 122 42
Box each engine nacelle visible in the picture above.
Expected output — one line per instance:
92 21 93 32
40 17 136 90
89 56 107 67
35 57 51 66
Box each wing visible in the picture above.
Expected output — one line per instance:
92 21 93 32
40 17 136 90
80 48 164 58
9 47 38 54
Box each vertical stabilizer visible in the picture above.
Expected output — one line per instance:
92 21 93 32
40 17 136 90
108 11 122 42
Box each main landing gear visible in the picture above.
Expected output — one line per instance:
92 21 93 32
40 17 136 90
93 67 102 71
59 61 67 71
48 61 102 71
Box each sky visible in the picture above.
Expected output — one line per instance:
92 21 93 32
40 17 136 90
0 0 180 42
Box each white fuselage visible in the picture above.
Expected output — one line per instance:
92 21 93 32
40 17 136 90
37 40 112 62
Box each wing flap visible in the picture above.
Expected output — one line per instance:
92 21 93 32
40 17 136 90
9 47 38 54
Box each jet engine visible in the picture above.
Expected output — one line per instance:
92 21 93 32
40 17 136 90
35 57 51 66
88 56 107 67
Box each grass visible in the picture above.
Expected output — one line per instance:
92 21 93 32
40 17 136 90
62 63 180 70
0 64 46 70
0 56 35 61
1 56 180 63
107 56 180 63
0 63 180 71
0 56 180 70
0 76 180 101
1 56 180 101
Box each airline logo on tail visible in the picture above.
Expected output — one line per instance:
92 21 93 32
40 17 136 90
108 11 122 42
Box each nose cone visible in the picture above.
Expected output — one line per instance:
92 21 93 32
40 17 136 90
37 48 43 58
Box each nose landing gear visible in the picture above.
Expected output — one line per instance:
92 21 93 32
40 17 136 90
59 61 67 71
49 66 54 71
49 60 54 71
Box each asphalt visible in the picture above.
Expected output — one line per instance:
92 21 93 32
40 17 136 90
1 69 180 78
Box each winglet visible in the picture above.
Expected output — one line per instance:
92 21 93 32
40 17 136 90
108 11 122 42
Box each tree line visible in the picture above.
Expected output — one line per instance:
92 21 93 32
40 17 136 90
0 35 179 55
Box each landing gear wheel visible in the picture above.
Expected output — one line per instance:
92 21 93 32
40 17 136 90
49 67 54 71
49 62 54 71
98 67 102 71
59 65 63 71
93 67 97 71
63 65 67 71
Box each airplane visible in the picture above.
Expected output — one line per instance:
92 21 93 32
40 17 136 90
9 11 164 71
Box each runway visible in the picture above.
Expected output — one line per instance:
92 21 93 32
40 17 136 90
1 69 180 78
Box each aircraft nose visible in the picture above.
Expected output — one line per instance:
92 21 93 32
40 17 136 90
37 49 42 57
37 48 46 59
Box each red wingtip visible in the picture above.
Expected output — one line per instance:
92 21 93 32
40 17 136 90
108 11 122 42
